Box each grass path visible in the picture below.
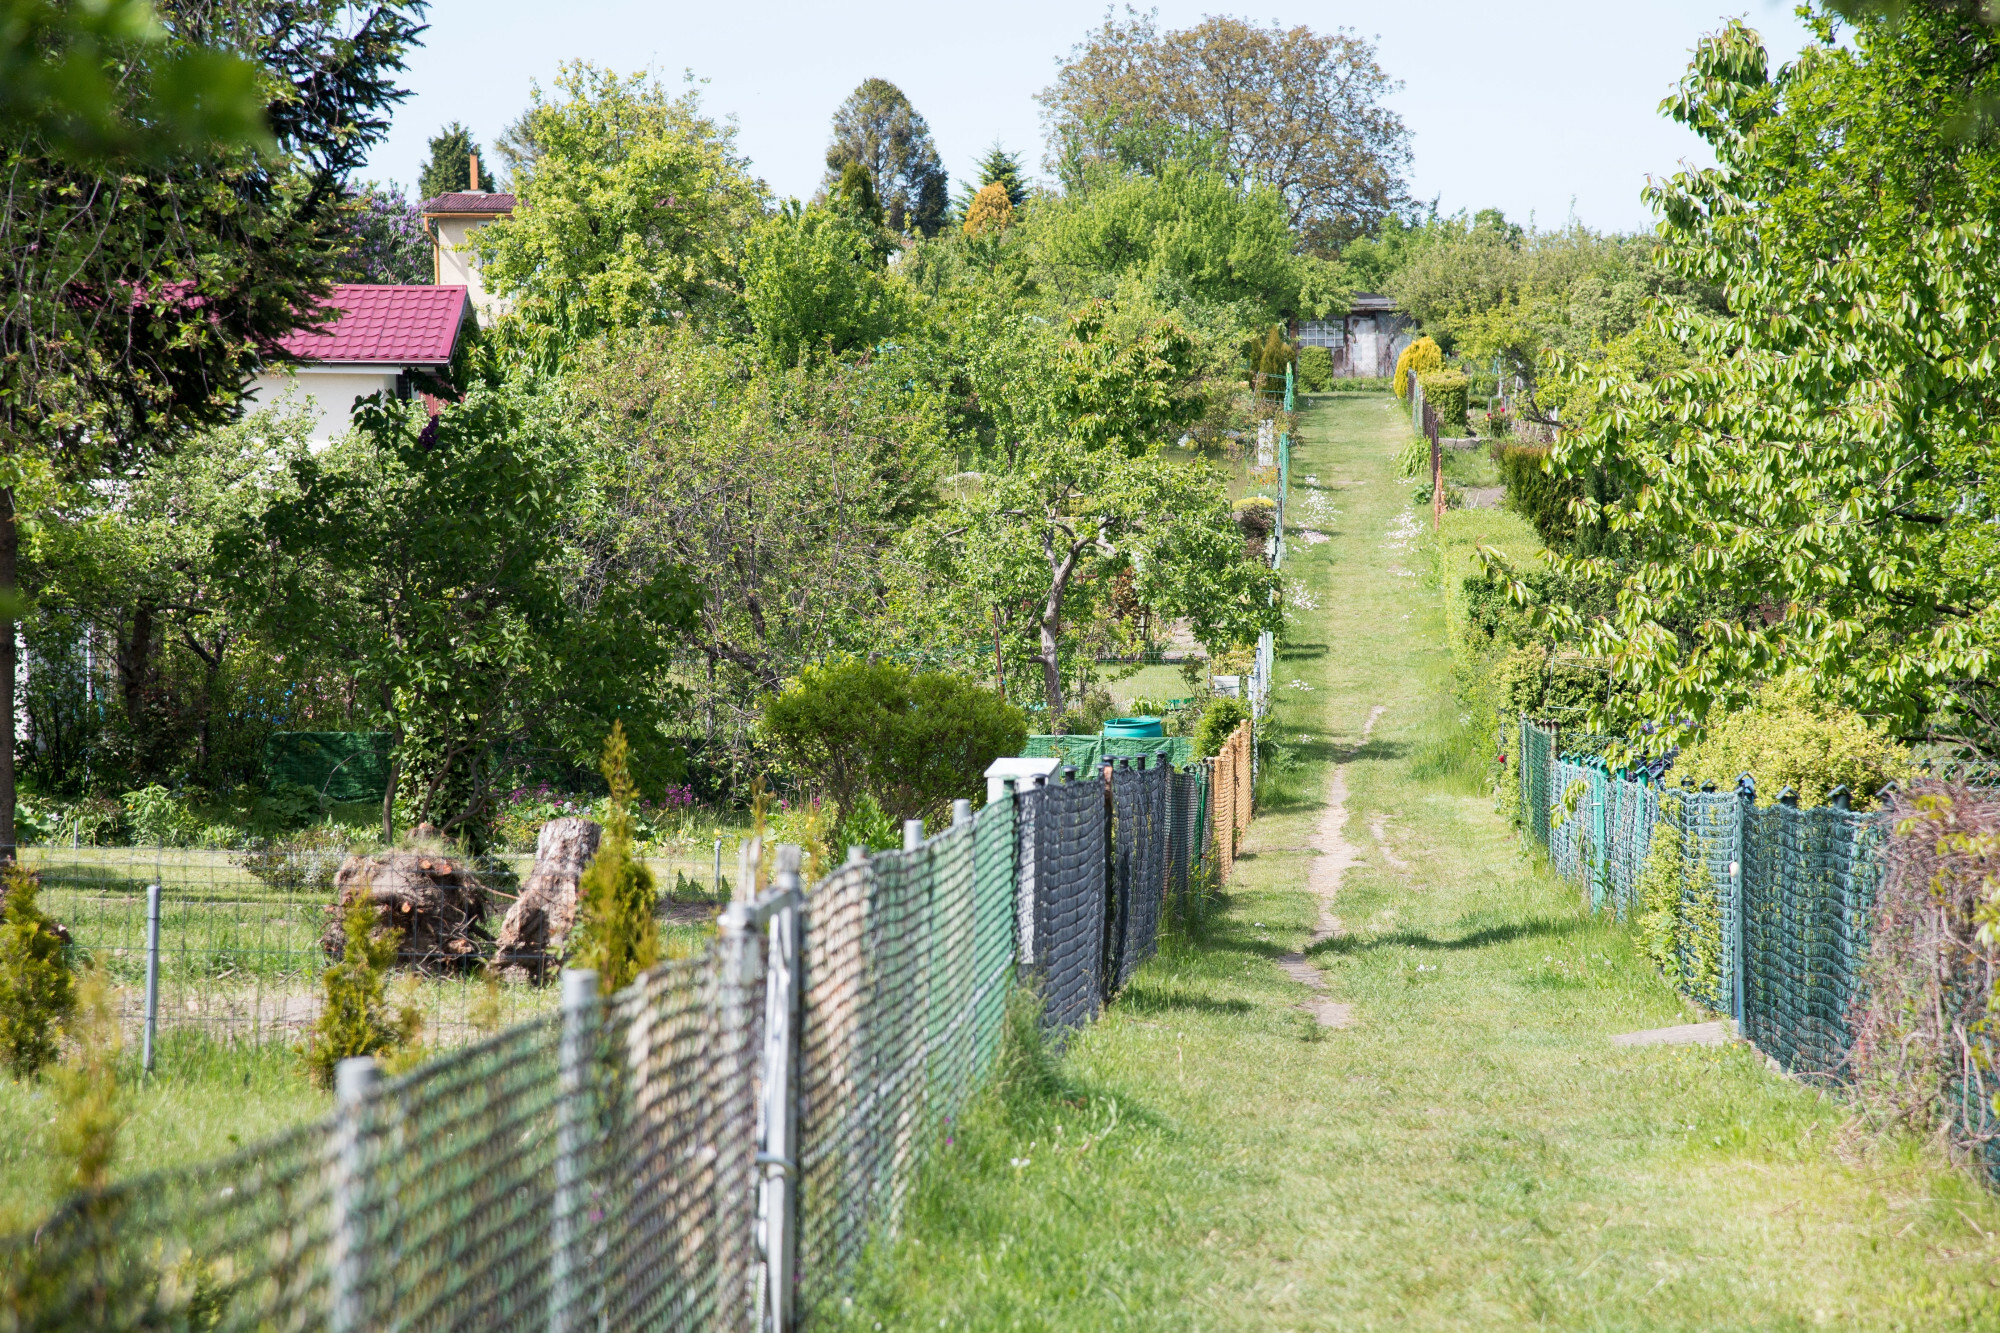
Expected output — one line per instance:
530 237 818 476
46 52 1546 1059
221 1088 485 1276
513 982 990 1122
835 393 2000 1331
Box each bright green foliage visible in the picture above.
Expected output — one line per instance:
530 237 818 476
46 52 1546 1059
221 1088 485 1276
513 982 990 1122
1673 676 1910 808
1193 696 1250 759
1392 435 1430 479
1392 336 1440 399
1540 15 2000 751
1296 345 1333 391
1635 815 1684 979
418 122 482 199
0 865 74 1077
474 63 767 347
569 722 660 994
744 203 902 365
303 896 420 1089
760 661 1027 826
1417 369 1468 432
1031 163 1305 325
229 383 698 844
835 793 900 854
47 965 122 1195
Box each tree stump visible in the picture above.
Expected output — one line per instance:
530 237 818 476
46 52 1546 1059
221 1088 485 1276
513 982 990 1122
322 850 493 974
492 817 601 983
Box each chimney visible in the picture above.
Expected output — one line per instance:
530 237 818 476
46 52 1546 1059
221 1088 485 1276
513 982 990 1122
469 152 480 192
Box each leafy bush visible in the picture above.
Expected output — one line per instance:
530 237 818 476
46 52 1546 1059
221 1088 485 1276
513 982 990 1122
836 792 900 853
1393 434 1430 479
1489 644 1610 724
1851 785 2000 1163
570 723 660 992
1392 335 1441 400
0 865 74 1078
761 660 1028 824
1296 345 1333 392
1417 368 1469 432
1194 696 1250 759
1673 676 1910 808
303 894 421 1089
240 825 355 894
122 785 201 848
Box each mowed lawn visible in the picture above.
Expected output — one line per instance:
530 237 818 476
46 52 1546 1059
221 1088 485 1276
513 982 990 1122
827 392 2000 1331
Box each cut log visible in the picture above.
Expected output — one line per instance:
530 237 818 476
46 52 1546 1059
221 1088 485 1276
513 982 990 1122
322 850 493 975
492 817 602 983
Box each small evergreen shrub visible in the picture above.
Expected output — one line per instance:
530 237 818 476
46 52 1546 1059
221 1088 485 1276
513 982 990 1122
1417 368 1469 432
1674 675 1910 807
0 864 75 1078
1296 345 1333 392
48 964 122 1195
303 894 421 1089
569 722 661 993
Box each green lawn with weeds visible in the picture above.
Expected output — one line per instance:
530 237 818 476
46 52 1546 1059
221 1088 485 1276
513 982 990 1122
825 393 2000 1331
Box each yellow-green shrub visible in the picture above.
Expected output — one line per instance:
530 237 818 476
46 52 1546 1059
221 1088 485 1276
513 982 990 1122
0 865 74 1078
1296 345 1332 391
1675 675 1910 808
1417 368 1468 432
963 182 1014 238
570 721 661 992
1392 336 1441 400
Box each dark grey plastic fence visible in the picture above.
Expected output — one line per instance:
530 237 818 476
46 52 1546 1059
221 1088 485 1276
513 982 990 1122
1 760 1212 1331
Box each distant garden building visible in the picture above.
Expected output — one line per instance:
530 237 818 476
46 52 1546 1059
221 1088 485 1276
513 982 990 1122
1292 294 1412 380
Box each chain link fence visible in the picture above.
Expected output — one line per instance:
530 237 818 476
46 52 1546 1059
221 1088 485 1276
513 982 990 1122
3 754 1234 1330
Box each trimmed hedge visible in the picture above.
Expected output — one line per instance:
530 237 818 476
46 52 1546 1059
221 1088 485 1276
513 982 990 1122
1418 368 1469 432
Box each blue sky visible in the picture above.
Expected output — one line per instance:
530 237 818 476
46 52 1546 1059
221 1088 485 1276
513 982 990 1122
366 1 1815 235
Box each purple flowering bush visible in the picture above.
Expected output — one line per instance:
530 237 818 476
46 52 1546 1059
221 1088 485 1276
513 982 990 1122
339 182 432 286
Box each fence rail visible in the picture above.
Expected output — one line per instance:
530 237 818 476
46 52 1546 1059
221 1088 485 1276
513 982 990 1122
1 730 1257 1331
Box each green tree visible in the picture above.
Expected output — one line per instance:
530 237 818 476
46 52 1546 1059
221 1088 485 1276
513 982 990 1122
1535 12 2000 754
958 142 1028 212
569 722 659 992
472 63 767 349
417 121 482 198
900 302 1283 719
1040 12 1409 249
823 78 949 237
760 661 1027 825
744 203 901 364
0 0 426 851
225 383 698 845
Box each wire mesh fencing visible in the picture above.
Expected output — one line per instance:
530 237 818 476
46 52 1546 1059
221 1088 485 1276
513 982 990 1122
1513 715 1889 1086
3 756 1226 1331
24 840 728 1063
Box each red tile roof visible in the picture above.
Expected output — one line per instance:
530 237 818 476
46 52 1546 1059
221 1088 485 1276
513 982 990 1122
277 285 467 365
420 191 516 215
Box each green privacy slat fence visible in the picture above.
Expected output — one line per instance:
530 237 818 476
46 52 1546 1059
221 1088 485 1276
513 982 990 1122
1515 715 1887 1083
4 759 1217 1331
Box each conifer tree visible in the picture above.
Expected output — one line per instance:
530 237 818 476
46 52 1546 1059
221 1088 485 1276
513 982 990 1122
569 722 660 993
419 121 483 198
0 865 73 1077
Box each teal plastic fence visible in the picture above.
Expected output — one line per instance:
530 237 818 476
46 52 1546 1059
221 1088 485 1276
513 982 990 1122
1516 715 1885 1082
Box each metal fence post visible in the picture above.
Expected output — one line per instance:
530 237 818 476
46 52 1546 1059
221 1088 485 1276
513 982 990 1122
714 837 725 900
142 883 161 1075
1733 773 1755 1030
715 896 764 1330
329 1056 379 1333
550 968 599 1333
758 847 804 1333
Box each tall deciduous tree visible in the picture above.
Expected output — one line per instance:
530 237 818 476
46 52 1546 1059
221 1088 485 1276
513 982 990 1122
823 78 948 238
1534 12 2000 756
473 63 767 350
0 0 426 852
1040 12 1410 249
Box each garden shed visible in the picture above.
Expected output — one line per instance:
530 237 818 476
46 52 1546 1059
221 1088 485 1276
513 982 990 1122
1292 294 1413 379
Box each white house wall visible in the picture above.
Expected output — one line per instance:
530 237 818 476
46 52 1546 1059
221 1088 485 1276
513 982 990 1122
434 218 507 323
245 367 401 443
